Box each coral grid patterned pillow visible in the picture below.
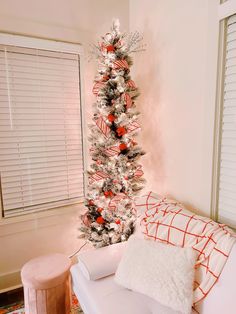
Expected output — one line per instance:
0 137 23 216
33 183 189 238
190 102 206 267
115 237 196 314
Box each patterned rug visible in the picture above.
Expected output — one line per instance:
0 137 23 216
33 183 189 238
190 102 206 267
0 293 83 314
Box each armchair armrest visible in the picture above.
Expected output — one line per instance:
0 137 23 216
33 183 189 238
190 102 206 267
77 241 127 281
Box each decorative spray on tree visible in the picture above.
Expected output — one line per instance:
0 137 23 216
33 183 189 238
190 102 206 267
80 20 145 248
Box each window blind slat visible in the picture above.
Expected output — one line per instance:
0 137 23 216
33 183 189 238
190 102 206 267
3 185 83 201
220 166 236 177
0 57 79 70
218 212 236 229
0 134 81 142
0 145 82 155
221 123 236 131
0 155 83 168
0 43 84 217
221 144 236 154
1 159 83 173
225 66 236 76
0 86 80 96
225 74 236 84
222 107 236 115
224 82 236 91
2 175 83 191
4 197 82 217
4 192 83 211
227 21 236 34
0 130 81 138
0 45 79 59
219 197 236 210
2 166 83 181
0 95 79 103
220 174 236 185
0 148 82 159
0 78 79 88
226 40 236 50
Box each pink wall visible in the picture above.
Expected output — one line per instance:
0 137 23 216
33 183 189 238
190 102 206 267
130 0 219 216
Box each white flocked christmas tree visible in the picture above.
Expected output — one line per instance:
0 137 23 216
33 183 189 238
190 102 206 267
80 20 145 248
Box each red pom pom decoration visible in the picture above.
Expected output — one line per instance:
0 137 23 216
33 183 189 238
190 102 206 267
106 45 115 52
115 219 121 224
96 216 105 224
97 207 103 213
119 143 127 151
88 200 94 206
108 114 116 122
116 127 127 137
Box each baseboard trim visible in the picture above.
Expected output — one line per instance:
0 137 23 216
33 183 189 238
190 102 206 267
0 270 22 293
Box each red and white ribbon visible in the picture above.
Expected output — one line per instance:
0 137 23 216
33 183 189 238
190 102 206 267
95 116 111 137
90 171 109 183
122 93 132 109
92 82 105 95
126 80 136 89
100 42 107 53
134 165 144 177
127 121 141 133
113 59 129 70
105 146 120 157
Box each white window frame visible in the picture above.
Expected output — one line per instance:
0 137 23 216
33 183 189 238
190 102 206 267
0 33 87 226
211 0 236 227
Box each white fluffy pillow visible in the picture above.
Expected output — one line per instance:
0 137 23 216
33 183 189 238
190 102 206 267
115 237 196 314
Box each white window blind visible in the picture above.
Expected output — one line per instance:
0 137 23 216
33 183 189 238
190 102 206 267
218 14 236 228
0 44 84 218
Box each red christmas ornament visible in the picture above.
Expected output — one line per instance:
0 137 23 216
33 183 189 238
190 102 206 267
97 207 103 213
104 190 113 198
96 216 105 224
108 114 116 122
104 191 110 197
119 143 127 151
102 75 110 81
106 45 115 52
116 219 121 224
116 127 127 137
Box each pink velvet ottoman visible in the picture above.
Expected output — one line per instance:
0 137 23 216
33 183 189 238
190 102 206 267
21 253 71 314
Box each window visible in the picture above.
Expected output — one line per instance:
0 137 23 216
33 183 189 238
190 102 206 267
212 3 236 229
0 34 85 218
217 14 236 228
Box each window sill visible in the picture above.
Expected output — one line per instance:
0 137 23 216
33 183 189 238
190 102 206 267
0 202 84 237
